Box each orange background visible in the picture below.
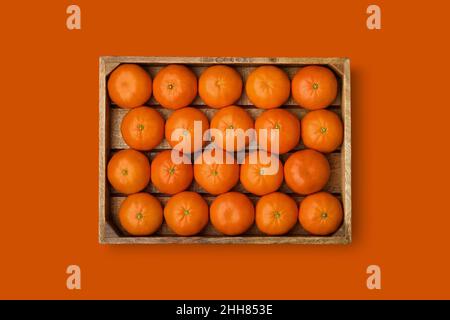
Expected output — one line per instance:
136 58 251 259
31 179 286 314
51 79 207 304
0 0 449 299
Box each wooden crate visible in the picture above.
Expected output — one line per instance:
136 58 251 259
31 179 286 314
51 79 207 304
99 56 351 244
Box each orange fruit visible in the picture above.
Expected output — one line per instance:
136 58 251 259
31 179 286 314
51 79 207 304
301 109 343 153
120 106 164 151
256 192 298 235
210 105 254 152
107 149 150 194
255 108 300 154
151 150 193 195
245 66 290 109
164 191 209 236
165 107 209 153
284 149 330 195
118 193 163 236
153 64 197 109
299 192 343 235
291 66 338 110
199 65 242 108
194 149 239 195
210 192 255 236
107 64 152 109
240 152 284 196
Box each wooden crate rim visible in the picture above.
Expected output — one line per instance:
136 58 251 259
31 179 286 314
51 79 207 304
98 56 352 245
101 236 350 245
100 55 350 64
99 56 350 77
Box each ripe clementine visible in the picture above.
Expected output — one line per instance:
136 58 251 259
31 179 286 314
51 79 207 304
194 149 239 195
164 191 209 236
255 192 298 235
299 192 343 235
153 64 197 109
210 105 254 152
210 192 255 236
107 149 150 194
284 149 330 195
107 64 152 109
301 109 343 153
120 106 164 151
291 66 338 110
240 152 284 196
255 109 300 154
151 150 193 195
245 66 290 109
199 65 243 108
118 193 163 236
165 107 209 153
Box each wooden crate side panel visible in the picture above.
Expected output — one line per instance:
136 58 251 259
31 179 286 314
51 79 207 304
342 59 352 243
100 232 350 245
102 56 348 66
98 57 107 243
